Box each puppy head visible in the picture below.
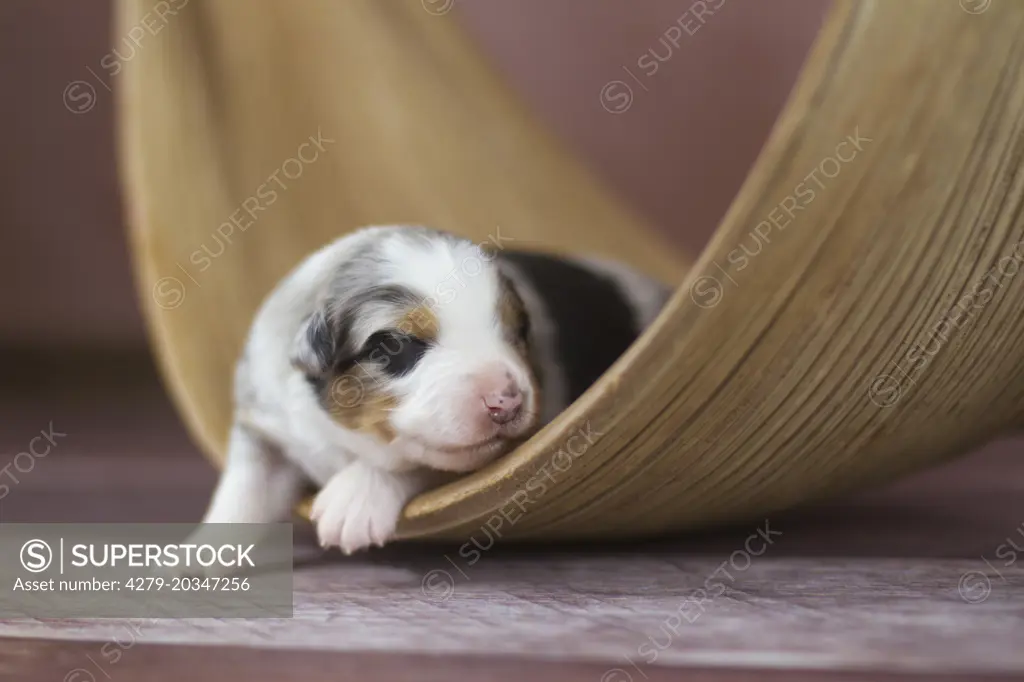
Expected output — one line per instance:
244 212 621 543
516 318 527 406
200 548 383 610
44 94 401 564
292 228 540 472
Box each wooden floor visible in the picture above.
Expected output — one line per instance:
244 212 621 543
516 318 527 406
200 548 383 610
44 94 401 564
8 638 1022 682
1 351 1023 680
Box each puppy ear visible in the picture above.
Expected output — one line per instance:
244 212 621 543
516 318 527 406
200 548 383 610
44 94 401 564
291 307 344 377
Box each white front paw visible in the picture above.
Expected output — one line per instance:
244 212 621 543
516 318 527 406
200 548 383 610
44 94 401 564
310 464 411 554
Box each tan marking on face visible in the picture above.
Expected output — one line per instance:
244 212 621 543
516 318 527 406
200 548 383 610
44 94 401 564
322 367 398 443
397 305 439 341
497 275 542 416
498 275 529 350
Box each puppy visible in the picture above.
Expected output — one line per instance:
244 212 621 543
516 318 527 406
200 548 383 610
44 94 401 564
196 225 670 554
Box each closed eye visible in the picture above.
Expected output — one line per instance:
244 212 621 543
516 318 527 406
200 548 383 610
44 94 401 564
361 329 430 377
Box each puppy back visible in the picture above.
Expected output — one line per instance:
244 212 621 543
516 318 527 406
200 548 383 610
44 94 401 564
498 250 670 406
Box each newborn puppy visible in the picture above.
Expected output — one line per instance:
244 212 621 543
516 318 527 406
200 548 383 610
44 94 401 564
197 225 669 554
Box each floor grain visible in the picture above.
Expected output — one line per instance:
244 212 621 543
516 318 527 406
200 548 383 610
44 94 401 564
7 637 1023 682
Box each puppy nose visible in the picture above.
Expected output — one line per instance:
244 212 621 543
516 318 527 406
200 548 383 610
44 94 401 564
482 385 522 424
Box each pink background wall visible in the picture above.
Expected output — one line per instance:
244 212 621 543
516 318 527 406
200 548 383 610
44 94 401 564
0 0 830 348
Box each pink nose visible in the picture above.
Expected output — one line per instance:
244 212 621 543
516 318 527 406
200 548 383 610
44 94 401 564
482 386 522 424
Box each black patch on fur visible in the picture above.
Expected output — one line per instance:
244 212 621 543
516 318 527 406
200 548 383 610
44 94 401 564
499 251 640 403
360 330 430 377
303 309 343 375
296 284 423 381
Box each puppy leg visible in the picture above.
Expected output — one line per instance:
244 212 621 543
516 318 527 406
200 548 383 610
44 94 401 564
177 424 304 576
311 461 434 554
200 423 305 525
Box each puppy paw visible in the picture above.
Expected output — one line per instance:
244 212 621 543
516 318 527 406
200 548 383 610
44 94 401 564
310 464 413 554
